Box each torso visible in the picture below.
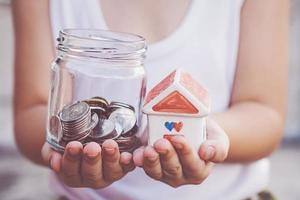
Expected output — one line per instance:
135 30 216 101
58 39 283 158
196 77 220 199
49 0 270 199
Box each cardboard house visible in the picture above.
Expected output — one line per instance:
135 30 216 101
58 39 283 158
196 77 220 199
143 69 211 149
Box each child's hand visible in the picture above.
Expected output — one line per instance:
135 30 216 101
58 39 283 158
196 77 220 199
132 118 229 188
41 140 135 188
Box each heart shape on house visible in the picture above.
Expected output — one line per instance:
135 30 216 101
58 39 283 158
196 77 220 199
164 121 174 131
164 121 183 132
174 122 183 132
143 68 210 148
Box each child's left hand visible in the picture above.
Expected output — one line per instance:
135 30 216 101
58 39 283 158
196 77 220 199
132 118 229 188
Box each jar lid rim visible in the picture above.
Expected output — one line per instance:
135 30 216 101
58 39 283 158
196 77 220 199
59 29 146 45
57 29 147 62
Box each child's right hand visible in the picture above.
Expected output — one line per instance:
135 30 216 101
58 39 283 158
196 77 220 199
41 140 135 188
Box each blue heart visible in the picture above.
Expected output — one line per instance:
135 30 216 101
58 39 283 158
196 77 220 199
164 122 174 131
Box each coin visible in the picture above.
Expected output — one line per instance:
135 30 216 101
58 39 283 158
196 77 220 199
108 108 137 134
121 124 138 137
49 115 62 137
84 97 108 110
91 96 109 106
89 119 121 141
116 135 140 153
60 102 90 122
84 97 109 126
110 101 135 111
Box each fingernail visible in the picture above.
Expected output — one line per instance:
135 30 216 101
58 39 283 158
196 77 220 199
104 147 116 155
170 136 184 149
156 147 168 154
122 158 131 165
67 147 80 158
86 151 100 160
205 146 215 160
146 154 157 162
154 139 169 154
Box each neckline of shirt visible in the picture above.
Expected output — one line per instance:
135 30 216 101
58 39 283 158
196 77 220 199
86 0 198 61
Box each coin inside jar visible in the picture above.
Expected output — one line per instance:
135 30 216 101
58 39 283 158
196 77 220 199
108 108 137 135
110 101 135 111
49 115 62 137
89 119 121 140
84 97 108 110
60 102 90 122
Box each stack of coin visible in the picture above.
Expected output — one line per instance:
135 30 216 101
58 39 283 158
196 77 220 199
59 101 98 145
55 98 141 152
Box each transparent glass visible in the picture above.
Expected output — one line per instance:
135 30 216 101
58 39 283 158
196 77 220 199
46 29 147 153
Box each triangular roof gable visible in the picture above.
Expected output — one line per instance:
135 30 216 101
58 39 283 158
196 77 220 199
144 70 176 106
152 91 199 114
143 69 210 117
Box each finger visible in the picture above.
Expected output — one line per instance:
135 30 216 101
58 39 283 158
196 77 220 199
41 143 62 173
102 139 124 182
81 142 104 188
199 119 229 162
120 152 135 173
169 136 206 180
61 141 83 187
154 139 183 180
132 146 145 167
51 152 63 173
142 146 162 180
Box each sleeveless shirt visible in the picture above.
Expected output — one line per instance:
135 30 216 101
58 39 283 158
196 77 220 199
49 1 270 199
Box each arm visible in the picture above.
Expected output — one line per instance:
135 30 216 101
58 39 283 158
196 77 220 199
215 0 288 162
134 0 288 187
12 0 135 188
12 0 53 165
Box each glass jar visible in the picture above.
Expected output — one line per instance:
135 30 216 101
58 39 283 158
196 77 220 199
46 29 147 153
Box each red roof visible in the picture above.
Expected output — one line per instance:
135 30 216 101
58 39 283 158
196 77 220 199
180 71 209 108
143 69 210 116
144 70 176 105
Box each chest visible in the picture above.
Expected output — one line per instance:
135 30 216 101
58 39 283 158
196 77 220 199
99 0 190 44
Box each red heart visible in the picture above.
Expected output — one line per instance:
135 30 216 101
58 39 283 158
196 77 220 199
174 122 183 132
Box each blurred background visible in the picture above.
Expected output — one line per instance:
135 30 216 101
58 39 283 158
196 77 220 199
1 1 299 199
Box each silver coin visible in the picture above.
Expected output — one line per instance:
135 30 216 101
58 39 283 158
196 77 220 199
60 102 90 122
117 135 140 152
114 122 123 136
110 101 135 112
49 115 62 137
85 97 108 108
108 108 136 133
90 119 115 139
90 106 106 119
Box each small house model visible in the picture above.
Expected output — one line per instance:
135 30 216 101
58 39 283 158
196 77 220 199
143 69 211 149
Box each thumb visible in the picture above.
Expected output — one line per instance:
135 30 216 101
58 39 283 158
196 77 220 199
41 143 62 173
198 118 230 163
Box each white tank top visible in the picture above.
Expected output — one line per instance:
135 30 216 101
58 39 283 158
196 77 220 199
49 0 270 199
